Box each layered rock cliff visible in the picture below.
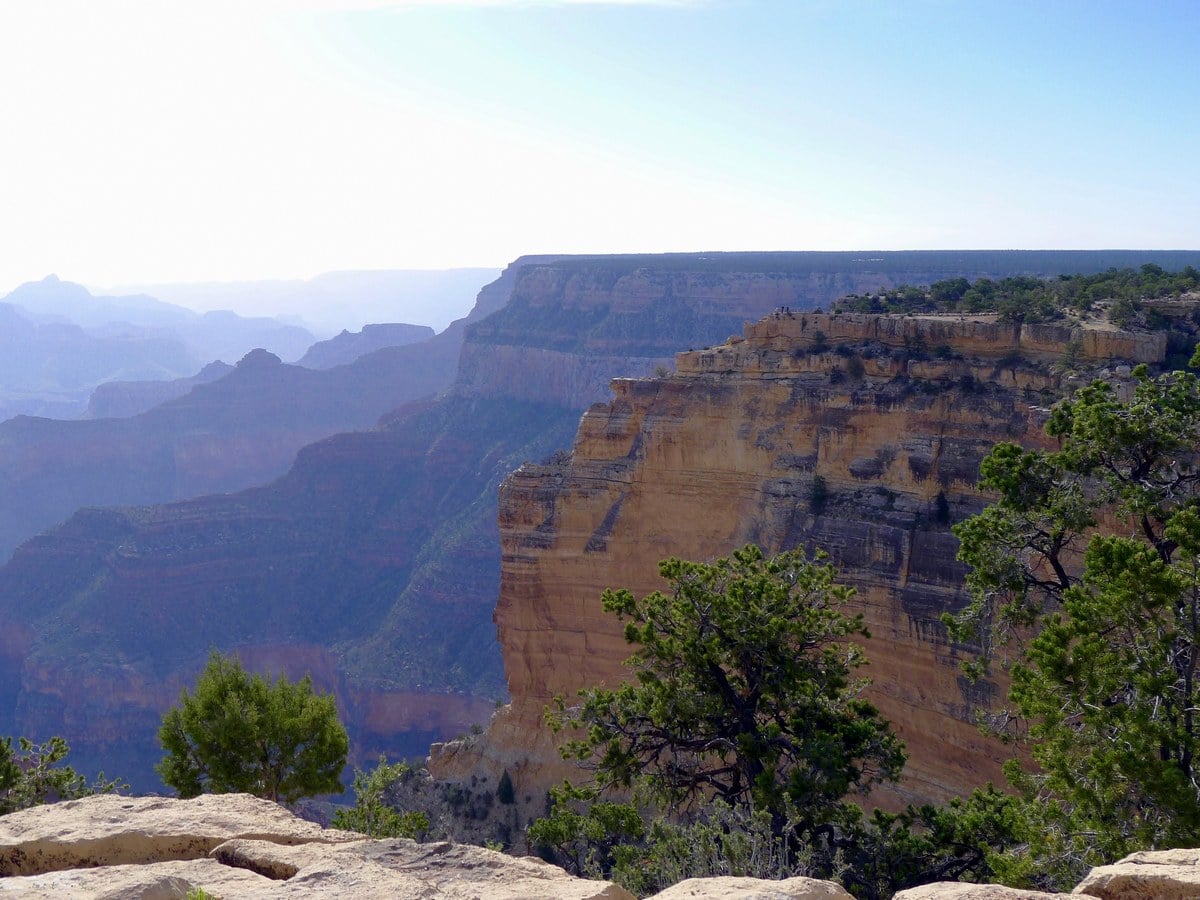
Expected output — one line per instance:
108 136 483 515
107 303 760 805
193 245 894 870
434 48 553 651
454 251 1179 407
430 308 1173 819
0 251 1187 791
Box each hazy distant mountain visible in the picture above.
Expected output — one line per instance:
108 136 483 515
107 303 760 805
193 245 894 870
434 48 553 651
17 249 1192 786
109 268 501 334
84 360 235 419
5 275 318 365
297 323 435 369
0 298 199 419
5 275 194 329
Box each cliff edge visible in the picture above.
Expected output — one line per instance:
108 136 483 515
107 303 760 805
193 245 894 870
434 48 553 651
431 307 1174 824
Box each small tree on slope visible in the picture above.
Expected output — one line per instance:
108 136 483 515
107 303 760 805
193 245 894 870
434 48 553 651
157 650 348 803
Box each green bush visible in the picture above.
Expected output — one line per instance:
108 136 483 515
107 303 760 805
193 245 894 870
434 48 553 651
157 651 348 803
332 756 428 839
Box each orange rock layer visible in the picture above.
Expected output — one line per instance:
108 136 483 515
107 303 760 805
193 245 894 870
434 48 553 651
431 313 1160 810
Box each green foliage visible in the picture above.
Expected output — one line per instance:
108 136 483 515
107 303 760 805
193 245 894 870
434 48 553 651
532 779 1021 899
610 799 818 896
529 783 648 878
835 267 1200 321
185 889 218 900
950 365 1200 888
839 786 1022 899
550 545 906 824
0 735 125 815
332 756 429 839
157 651 349 803
535 545 1030 898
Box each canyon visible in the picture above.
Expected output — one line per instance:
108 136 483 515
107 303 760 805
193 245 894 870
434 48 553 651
0 250 1195 792
429 306 1181 829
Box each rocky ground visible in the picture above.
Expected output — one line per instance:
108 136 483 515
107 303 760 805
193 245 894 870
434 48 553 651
0 794 1197 898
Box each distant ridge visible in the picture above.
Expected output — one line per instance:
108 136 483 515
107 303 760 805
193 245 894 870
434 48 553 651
108 268 502 334
7 250 1198 787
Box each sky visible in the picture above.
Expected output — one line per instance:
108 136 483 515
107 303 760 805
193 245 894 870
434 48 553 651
0 0 1197 296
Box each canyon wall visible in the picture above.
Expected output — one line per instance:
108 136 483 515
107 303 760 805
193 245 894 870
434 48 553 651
0 251 1179 790
429 310 1169 825
453 253 1162 406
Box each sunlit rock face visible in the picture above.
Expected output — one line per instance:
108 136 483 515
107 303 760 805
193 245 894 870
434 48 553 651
0 252 1159 791
433 309 1166 814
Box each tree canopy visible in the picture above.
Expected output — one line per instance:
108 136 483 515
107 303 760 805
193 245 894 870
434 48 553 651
157 651 349 803
0 735 123 815
551 544 906 826
950 361 1200 887
835 266 1200 324
533 545 983 897
331 756 429 839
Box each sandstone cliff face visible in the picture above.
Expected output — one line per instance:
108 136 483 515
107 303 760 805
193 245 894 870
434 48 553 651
453 254 1137 407
432 311 1166 815
0 252 1173 792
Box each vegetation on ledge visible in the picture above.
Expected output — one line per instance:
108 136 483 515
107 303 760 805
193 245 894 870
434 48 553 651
835 265 1200 325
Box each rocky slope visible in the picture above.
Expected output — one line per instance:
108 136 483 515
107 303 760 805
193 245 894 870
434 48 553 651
0 339 456 565
0 793 1190 898
429 308 1176 823
0 794 633 899
0 251 1189 792
0 258 533 567
297 322 436 369
83 360 235 418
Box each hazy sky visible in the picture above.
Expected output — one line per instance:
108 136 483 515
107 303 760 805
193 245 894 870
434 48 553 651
1 0 1196 294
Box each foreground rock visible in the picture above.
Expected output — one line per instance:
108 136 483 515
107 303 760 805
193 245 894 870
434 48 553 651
0 858 272 899
0 794 634 898
1072 847 1200 898
0 793 356 876
892 884 1072 898
646 875 854 898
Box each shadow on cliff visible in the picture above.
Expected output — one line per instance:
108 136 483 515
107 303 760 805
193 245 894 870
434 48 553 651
2 250 1194 789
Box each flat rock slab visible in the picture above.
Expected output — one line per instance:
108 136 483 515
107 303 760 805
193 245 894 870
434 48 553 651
646 875 854 899
0 794 359 876
0 857 273 898
211 837 636 899
894 885 1072 899
0 794 633 898
1074 848 1200 898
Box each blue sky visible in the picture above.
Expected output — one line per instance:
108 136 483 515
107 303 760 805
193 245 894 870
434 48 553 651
0 0 1196 294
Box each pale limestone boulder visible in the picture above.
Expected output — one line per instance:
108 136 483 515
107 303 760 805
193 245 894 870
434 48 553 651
1112 848 1200 866
0 794 633 899
0 857 273 898
646 875 854 898
209 837 635 898
1074 847 1200 897
0 793 360 876
894 884 1071 898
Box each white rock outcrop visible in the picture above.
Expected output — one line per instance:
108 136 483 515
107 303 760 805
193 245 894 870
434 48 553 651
892 883 1073 898
646 875 855 898
0 794 635 899
1073 847 1200 898
0 793 357 877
